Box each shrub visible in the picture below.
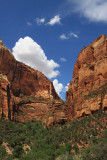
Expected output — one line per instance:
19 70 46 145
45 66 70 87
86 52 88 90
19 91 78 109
0 146 6 159
13 145 23 158
0 139 3 145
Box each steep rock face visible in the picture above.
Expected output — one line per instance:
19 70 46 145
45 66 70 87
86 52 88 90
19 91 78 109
66 35 107 119
0 41 59 100
14 98 66 124
0 74 14 120
0 41 66 124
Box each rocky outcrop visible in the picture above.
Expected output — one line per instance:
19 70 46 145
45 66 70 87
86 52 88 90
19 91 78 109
66 34 107 119
0 41 66 125
14 98 66 125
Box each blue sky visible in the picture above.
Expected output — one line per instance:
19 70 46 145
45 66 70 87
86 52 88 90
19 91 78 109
0 0 107 100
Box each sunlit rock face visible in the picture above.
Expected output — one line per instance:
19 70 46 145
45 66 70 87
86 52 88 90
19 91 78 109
0 42 59 99
0 35 107 124
0 41 66 125
66 35 107 119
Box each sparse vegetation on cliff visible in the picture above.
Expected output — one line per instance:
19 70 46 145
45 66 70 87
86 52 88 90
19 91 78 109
85 84 107 99
0 110 107 160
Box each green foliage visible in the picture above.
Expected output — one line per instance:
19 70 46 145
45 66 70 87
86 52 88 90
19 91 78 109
80 129 107 160
85 83 107 99
0 146 6 159
0 138 3 145
0 111 107 160
13 145 23 158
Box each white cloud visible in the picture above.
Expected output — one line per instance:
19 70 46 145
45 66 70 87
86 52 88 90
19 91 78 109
47 15 61 26
12 37 59 79
69 32 79 38
35 18 45 25
60 57 67 62
68 0 107 23
60 32 78 40
60 34 68 40
53 80 69 96
53 79 63 95
65 83 69 91
27 22 32 26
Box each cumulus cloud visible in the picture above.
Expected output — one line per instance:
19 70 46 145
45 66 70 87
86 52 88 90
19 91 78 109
12 37 59 78
60 32 78 40
35 18 45 25
60 57 67 62
53 79 63 95
53 80 69 96
27 22 32 26
47 15 61 26
68 0 107 23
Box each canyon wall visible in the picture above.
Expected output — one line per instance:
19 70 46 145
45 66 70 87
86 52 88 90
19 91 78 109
0 73 14 120
66 34 107 119
0 35 107 124
0 41 65 124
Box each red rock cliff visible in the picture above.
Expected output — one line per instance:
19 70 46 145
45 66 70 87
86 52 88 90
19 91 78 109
0 41 59 100
0 73 14 120
66 34 107 119
0 41 66 124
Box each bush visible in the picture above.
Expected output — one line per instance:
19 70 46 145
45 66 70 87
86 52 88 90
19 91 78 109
0 139 3 145
0 146 6 159
0 111 106 160
73 144 79 154
13 145 23 158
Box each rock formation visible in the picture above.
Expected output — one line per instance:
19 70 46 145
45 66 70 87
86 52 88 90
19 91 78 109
0 73 14 120
0 40 66 124
0 41 59 99
0 35 107 124
66 34 107 119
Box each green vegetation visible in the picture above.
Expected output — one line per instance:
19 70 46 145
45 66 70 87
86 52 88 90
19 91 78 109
0 110 107 160
85 84 107 99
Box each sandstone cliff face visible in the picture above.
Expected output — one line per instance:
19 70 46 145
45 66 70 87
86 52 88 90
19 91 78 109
0 74 14 120
0 41 65 125
66 34 107 119
14 98 66 125
0 41 59 100
0 35 107 124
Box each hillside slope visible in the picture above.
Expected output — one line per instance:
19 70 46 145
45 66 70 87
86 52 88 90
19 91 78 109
0 110 107 160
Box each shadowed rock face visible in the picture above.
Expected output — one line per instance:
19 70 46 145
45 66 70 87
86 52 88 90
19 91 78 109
0 42 66 124
0 74 14 120
66 34 107 119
